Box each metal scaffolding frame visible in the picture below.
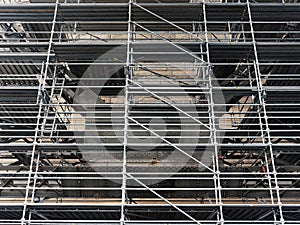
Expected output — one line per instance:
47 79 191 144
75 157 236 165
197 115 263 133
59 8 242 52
0 0 300 224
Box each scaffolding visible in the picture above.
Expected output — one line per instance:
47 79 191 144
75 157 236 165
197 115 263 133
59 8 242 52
0 0 300 224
